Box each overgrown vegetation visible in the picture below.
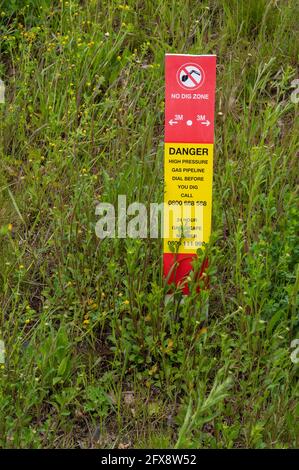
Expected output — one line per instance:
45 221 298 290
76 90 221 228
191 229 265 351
0 0 298 448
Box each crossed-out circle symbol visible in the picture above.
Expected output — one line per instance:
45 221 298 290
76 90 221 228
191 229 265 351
177 63 205 90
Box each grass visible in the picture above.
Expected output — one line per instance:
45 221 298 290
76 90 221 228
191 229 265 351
0 0 298 449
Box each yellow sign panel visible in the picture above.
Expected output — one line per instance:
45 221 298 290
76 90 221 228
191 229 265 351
163 143 213 254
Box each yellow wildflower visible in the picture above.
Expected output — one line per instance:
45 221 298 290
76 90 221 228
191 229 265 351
149 364 158 376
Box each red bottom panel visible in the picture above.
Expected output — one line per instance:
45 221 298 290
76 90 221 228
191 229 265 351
163 253 209 295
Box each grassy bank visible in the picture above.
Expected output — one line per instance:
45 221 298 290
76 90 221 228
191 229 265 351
0 0 298 448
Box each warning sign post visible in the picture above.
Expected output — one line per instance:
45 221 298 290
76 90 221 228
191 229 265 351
163 54 216 294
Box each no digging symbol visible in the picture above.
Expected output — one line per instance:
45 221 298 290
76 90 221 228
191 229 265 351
177 63 205 90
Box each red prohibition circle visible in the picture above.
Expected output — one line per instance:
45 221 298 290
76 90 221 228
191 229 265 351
176 63 205 90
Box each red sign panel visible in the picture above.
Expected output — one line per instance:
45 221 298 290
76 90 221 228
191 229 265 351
165 54 216 144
